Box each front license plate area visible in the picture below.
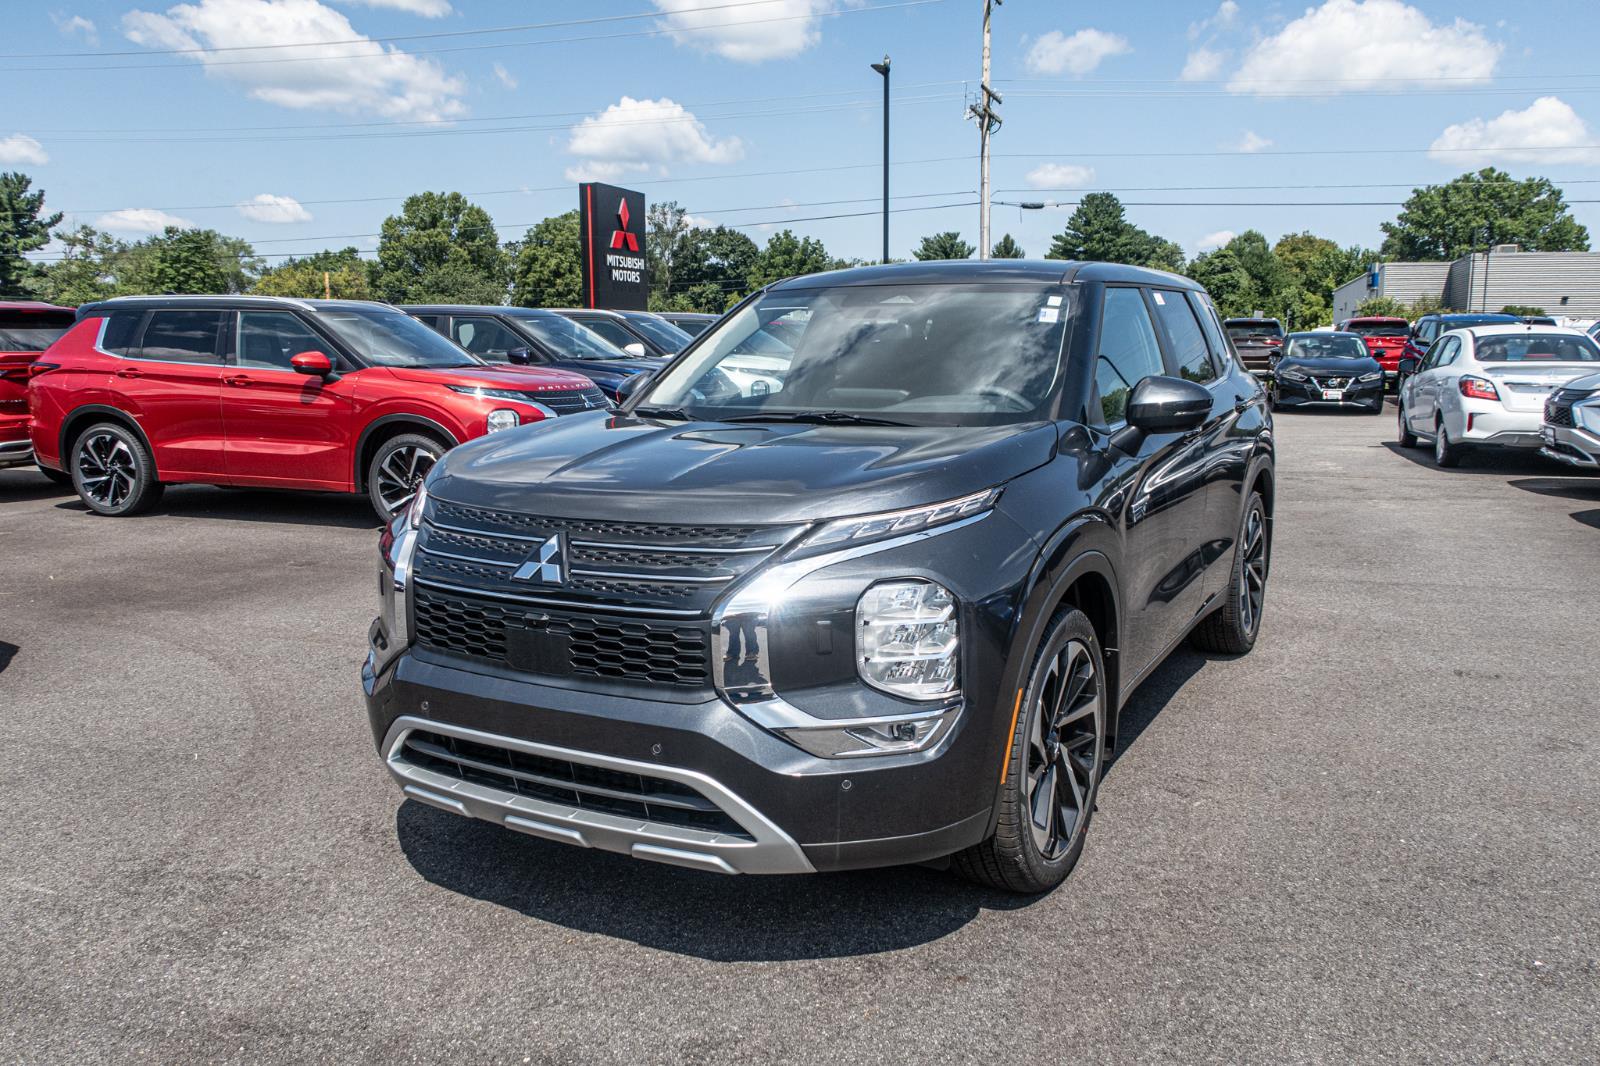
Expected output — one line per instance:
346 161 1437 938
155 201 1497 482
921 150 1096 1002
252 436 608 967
1322 389 1345 401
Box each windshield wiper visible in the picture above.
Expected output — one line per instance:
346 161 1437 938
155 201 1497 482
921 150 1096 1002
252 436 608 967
720 410 915 427
631 404 694 420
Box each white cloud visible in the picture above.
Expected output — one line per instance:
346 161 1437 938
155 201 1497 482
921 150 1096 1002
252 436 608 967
653 0 829 63
1188 0 1238 39
1025 28 1130 76
52 13 99 43
1429 96 1600 165
492 62 517 89
1235 130 1273 153
122 0 466 121
564 96 743 182
0 134 49 166
338 0 452 15
98 208 196 234
236 193 313 223
1228 0 1500 95
1180 46 1225 81
1196 230 1236 252
1024 163 1096 189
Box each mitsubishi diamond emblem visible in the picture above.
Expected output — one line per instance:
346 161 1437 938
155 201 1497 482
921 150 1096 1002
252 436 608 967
511 533 565 584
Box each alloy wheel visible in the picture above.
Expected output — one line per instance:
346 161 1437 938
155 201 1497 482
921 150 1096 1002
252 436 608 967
375 444 437 514
1025 638 1103 861
1238 505 1267 636
76 431 137 510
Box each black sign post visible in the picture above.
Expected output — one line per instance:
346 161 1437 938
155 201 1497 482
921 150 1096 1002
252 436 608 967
579 182 648 310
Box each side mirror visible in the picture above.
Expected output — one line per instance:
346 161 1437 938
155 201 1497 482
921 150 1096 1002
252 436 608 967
505 346 534 366
290 350 335 376
623 342 648 359
1110 376 1212 454
1398 357 1420 375
615 369 655 403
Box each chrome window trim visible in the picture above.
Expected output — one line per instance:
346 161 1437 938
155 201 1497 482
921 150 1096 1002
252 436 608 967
381 715 814 875
92 307 230 367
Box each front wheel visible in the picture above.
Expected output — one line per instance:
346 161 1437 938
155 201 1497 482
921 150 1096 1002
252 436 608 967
71 422 163 516
1191 490 1268 655
367 432 446 519
954 608 1106 894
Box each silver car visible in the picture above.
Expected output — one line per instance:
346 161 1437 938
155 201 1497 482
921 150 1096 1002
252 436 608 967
1397 325 1600 467
1541 371 1600 468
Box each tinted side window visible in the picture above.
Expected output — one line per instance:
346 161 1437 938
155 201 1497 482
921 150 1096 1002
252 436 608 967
99 311 143 355
1152 289 1217 383
1095 287 1167 425
1188 292 1233 368
237 311 328 370
136 310 224 363
582 318 639 349
1423 336 1455 370
451 316 525 358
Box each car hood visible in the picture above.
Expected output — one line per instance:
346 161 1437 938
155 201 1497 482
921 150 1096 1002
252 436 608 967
429 412 1060 525
1278 356 1381 374
1556 371 1600 393
381 364 595 392
550 356 664 381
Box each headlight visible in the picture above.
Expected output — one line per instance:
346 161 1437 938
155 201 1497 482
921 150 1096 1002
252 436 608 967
805 488 999 550
1359 371 1382 382
857 580 959 700
1576 401 1600 434
485 409 520 433
448 384 527 401
1279 368 1308 382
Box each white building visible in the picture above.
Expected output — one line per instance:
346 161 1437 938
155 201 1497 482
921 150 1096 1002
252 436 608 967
1332 247 1600 325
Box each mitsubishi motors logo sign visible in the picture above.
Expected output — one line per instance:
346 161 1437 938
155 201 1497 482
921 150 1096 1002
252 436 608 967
579 181 648 310
609 199 639 252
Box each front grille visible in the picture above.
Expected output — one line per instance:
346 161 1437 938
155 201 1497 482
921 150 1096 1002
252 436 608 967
413 584 712 688
433 501 768 545
399 729 751 839
526 386 611 415
1545 398 1574 428
1311 375 1352 390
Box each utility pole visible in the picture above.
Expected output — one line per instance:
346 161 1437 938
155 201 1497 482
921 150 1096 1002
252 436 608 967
871 55 891 264
967 0 1002 259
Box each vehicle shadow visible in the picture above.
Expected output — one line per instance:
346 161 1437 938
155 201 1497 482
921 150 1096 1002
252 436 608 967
1379 441 1565 476
0 642 17 675
1507 475 1600 500
1569 509 1600 532
395 647 1208 959
0 470 74 502
53 485 381 530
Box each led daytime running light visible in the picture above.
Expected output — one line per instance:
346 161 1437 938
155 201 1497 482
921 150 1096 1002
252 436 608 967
805 488 999 549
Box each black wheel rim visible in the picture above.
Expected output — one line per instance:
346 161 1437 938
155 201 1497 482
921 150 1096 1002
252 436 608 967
1239 505 1267 635
77 432 136 509
1026 638 1103 861
375 444 437 514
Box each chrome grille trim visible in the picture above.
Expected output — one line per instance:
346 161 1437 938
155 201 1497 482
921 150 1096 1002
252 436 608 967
568 568 734 585
413 576 703 617
569 539 774 555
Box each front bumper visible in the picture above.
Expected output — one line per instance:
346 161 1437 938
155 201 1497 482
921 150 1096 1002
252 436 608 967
1540 422 1600 468
1274 377 1384 409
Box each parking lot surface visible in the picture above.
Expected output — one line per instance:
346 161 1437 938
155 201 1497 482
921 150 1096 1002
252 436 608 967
3 409 1598 1064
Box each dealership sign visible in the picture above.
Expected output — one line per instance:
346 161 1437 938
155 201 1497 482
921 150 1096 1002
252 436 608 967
579 182 648 310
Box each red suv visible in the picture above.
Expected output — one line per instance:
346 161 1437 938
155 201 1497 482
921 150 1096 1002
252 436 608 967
1 301 77 475
29 296 607 517
1337 316 1410 390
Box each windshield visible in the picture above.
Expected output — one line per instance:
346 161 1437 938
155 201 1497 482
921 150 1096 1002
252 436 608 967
513 313 632 361
623 313 693 354
0 312 74 353
318 308 482 368
1475 333 1600 363
1226 320 1283 341
1285 335 1369 360
1345 322 1408 337
638 283 1069 427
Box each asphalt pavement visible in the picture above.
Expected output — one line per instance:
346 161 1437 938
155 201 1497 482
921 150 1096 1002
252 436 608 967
2 407 1598 1064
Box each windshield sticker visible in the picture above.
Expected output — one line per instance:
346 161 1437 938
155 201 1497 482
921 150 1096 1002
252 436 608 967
1037 308 1060 324
1152 291 1167 305
1046 295 1063 308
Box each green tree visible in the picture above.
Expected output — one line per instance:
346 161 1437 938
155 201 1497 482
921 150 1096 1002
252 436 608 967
1046 192 1182 270
1380 169 1589 261
1 172 62 297
913 231 975 260
672 225 760 312
645 200 690 306
1499 304 1548 317
253 247 373 300
990 233 1025 258
1186 246 1254 318
1269 231 1373 328
748 229 832 288
375 191 506 304
507 210 581 308
116 227 260 294
1354 295 1408 318
33 225 122 305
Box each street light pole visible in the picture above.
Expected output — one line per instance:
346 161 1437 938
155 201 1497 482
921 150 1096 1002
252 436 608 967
871 55 891 264
967 0 1003 260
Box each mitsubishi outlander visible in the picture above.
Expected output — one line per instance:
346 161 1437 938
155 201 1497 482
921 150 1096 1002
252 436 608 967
364 261 1275 893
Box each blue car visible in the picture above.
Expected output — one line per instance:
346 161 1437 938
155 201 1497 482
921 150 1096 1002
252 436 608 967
403 305 666 402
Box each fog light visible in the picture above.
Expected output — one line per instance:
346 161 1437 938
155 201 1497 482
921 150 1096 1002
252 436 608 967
486 409 520 433
775 708 958 759
857 579 959 699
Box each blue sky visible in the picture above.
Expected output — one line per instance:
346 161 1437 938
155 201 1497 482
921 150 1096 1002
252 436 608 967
7 0 1600 269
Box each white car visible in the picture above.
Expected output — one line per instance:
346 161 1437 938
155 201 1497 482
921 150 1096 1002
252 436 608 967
1397 325 1600 467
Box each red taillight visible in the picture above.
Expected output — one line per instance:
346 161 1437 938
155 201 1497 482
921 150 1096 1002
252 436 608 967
27 362 61 378
1459 375 1499 401
1265 338 1281 346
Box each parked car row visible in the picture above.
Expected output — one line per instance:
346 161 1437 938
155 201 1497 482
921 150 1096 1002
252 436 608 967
6 296 698 518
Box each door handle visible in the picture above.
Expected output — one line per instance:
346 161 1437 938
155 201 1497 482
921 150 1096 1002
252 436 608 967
116 367 142 379
223 374 251 387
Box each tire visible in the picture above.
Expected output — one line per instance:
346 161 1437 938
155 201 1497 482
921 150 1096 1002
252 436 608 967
954 607 1106 894
37 464 72 486
1397 401 1419 448
1433 421 1464 469
367 432 446 519
1191 490 1269 655
70 421 163 516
